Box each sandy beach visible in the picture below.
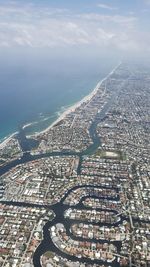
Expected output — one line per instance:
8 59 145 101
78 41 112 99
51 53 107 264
30 62 121 137
0 62 121 145
27 82 101 138
0 132 18 149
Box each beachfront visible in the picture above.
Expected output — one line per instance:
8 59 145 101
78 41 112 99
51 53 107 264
0 62 150 267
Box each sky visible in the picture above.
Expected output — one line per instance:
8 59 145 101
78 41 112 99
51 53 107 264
0 0 150 59
0 0 150 139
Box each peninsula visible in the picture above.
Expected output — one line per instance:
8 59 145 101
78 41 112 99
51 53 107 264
0 62 150 267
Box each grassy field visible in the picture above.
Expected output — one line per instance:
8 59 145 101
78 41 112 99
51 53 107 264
95 149 126 160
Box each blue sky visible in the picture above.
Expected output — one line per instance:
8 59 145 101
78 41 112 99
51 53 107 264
0 0 150 56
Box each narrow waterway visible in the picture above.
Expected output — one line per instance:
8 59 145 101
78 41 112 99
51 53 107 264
0 84 119 177
0 79 124 267
33 184 122 267
32 84 126 266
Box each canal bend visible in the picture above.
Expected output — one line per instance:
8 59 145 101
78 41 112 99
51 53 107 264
0 87 129 267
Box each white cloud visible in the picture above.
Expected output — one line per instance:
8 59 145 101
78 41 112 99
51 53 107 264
0 1 149 55
97 3 118 10
77 13 137 29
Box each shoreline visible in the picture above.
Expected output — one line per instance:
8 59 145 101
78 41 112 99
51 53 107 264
0 62 121 146
0 132 18 150
28 61 121 138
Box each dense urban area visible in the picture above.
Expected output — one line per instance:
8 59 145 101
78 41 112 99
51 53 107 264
0 62 150 267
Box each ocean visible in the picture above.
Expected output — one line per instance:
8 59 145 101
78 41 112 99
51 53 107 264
0 51 116 142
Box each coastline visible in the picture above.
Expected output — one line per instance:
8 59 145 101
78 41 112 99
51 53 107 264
0 62 121 147
28 62 121 138
0 132 18 149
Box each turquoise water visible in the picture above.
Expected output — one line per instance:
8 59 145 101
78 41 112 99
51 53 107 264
0 52 116 142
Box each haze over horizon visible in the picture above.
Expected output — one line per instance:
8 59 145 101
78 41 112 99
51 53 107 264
0 0 150 61
0 0 150 141
0 2 150 267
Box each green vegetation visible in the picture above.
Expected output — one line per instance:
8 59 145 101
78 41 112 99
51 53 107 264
95 149 126 160
44 251 54 258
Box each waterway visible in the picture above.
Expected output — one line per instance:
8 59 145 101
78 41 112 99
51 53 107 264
0 70 126 267
32 184 122 267
0 77 119 177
